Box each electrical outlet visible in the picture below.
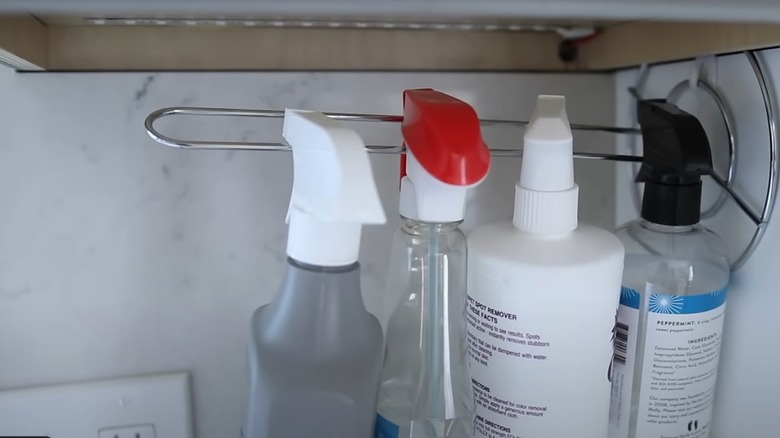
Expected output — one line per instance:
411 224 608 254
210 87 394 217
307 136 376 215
99 424 156 438
0 373 193 438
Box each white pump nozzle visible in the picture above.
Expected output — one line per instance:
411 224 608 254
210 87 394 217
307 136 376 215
513 95 579 234
399 151 478 223
521 95 574 191
283 109 386 266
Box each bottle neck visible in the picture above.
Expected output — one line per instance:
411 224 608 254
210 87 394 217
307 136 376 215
400 217 461 236
286 208 361 266
288 257 359 273
640 219 696 234
641 180 702 226
513 183 579 234
264 258 365 336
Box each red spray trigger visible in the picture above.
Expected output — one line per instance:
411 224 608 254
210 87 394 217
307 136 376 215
402 89 490 186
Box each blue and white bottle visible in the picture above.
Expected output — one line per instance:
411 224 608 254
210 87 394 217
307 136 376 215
608 100 730 438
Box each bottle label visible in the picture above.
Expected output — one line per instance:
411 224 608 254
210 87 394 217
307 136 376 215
466 290 616 438
610 286 727 438
375 413 400 438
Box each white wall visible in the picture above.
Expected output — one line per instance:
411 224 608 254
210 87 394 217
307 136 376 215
0 69 615 438
615 49 780 438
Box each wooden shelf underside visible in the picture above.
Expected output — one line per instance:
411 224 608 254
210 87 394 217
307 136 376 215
3 15 780 71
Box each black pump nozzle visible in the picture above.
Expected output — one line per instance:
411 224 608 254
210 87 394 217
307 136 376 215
637 100 713 226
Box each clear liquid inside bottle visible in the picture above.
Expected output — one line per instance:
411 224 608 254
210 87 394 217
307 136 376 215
377 219 474 438
615 220 729 438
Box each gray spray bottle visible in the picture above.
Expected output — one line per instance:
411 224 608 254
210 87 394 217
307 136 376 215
242 109 387 438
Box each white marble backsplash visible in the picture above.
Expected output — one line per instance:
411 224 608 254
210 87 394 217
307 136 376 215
0 68 614 437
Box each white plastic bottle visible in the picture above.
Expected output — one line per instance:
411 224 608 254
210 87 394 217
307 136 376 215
466 95 625 438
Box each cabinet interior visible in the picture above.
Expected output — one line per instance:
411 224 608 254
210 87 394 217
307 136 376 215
3 13 780 71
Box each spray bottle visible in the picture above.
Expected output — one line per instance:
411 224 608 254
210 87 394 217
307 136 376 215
609 100 729 438
242 110 387 438
376 89 491 438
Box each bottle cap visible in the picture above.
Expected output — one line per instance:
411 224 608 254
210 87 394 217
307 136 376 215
513 95 579 234
399 89 490 222
283 109 386 266
637 100 712 226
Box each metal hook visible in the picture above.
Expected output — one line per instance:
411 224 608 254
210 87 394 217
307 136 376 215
730 50 779 271
624 50 778 271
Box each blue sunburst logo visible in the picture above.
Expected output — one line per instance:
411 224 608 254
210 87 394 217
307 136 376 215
649 294 683 314
621 287 639 299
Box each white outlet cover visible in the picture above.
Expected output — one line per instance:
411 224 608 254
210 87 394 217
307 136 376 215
0 372 193 438
99 423 156 438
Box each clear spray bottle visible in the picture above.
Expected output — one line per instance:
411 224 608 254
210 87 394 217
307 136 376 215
376 89 491 438
609 100 730 438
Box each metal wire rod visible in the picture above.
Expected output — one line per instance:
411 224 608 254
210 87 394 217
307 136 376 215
145 106 641 159
730 50 779 271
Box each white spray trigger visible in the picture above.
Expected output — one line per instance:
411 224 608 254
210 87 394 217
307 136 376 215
282 109 386 266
